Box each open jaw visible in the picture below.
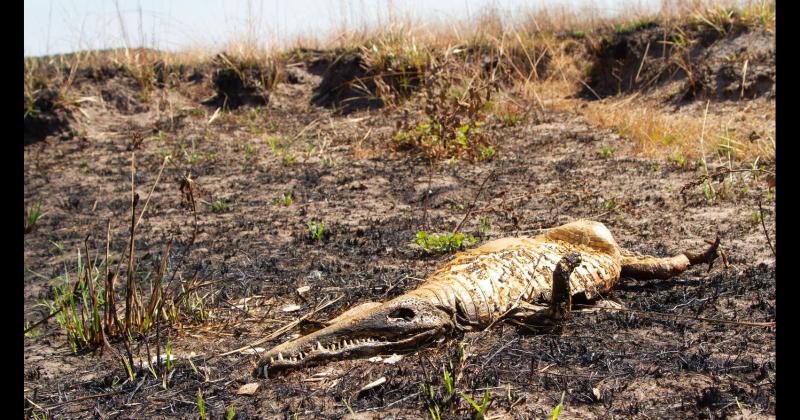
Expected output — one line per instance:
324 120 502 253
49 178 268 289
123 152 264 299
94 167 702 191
254 297 454 376
257 330 442 376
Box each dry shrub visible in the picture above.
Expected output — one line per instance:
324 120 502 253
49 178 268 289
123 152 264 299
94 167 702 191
392 65 498 161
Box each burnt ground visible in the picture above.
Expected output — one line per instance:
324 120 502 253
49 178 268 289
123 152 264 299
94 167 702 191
24 29 775 419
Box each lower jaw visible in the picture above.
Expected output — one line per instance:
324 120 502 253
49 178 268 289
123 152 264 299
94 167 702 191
261 330 446 375
265 344 389 372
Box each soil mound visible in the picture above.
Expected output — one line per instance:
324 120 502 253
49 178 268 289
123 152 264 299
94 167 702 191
202 54 277 109
311 51 421 114
23 88 74 144
100 79 150 115
583 22 774 101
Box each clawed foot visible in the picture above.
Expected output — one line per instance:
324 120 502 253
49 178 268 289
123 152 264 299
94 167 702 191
686 234 728 272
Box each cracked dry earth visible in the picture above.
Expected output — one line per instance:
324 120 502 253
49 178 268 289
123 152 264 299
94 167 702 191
23 65 775 418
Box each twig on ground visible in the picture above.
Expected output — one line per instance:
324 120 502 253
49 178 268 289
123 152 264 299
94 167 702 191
135 155 170 229
216 295 343 357
452 169 496 235
23 307 63 335
42 390 120 410
757 198 776 259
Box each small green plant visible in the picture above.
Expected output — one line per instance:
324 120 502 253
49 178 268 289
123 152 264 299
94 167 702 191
499 113 518 127
266 135 296 165
227 405 236 420
603 198 619 212
598 146 615 159
25 202 43 233
478 145 496 161
308 221 325 242
702 179 717 202
24 102 40 120
24 321 41 338
211 198 229 213
551 391 566 420
45 248 106 352
428 404 442 420
244 142 257 159
320 156 335 167
416 232 475 254
342 398 356 417
165 341 174 372
188 357 200 375
181 137 212 164
461 389 491 420
49 240 65 252
443 369 454 398
271 192 294 206
281 191 293 206
751 210 764 224
479 216 491 235
197 388 206 420
266 136 280 152
30 411 49 420
671 153 687 167
420 383 443 420
122 357 136 381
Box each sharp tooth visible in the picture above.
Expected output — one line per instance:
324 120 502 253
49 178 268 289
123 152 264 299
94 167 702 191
278 352 284 361
270 357 274 363
317 341 324 351
290 357 296 362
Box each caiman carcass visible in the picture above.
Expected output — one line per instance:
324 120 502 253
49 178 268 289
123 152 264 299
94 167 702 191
255 220 721 376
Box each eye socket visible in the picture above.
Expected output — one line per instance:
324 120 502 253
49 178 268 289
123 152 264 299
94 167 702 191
388 308 416 321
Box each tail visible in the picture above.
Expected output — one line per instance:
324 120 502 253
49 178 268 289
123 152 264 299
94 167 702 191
621 236 722 280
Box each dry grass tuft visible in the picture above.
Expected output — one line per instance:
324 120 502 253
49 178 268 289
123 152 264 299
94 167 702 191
580 97 775 163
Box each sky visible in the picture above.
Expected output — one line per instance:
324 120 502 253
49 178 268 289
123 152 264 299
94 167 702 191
24 0 666 57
